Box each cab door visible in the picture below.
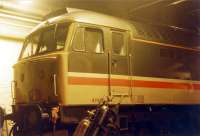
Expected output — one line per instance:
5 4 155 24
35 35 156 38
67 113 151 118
109 30 131 100
68 23 109 104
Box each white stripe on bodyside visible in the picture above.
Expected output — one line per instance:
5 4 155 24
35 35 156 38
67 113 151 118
133 76 200 83
68 72 108 78
68 72 200 83
68 72 129 79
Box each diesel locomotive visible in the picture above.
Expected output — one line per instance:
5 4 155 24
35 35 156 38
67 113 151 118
9 8 200 135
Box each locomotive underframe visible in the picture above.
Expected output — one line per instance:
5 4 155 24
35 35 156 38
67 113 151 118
7 103 200 135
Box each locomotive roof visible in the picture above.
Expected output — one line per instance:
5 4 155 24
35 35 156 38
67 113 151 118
30 8 200 50
31 8 133 33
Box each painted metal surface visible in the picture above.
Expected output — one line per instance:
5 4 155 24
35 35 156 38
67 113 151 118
13 8 200 107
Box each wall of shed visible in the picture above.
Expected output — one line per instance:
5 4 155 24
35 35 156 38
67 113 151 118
0 38 22 113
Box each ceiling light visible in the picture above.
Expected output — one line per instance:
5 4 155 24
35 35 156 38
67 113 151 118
169 0 187 6
0 13 41 24
18 0 32 5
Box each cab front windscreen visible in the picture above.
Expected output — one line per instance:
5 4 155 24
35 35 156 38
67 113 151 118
20 22 70 59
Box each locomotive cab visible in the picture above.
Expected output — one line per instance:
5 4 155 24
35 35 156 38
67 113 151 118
13 22 71 105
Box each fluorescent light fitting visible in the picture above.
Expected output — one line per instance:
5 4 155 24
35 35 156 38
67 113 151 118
169 0 187 5
0 13 41 24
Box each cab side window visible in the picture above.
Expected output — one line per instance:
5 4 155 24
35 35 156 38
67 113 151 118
112 32 126 56
73 27 104 53
85 28 104 53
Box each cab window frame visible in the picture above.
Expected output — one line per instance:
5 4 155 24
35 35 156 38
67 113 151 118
72 25 105 54
37 24 56 55
55 23 70 51
37 22 70 55
72 27 85 52
84 27 104 54
19 38 31 59
19 22 70 59
19 30 42 59
111 30 127 56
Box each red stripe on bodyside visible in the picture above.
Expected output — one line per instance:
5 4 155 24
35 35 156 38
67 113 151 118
68 76 200 90
68 77 130 86
110 79 130 86
193 84 200 90
68 77 108 86
133 80 192 90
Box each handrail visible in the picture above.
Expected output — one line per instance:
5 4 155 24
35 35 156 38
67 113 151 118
53 74 58 96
